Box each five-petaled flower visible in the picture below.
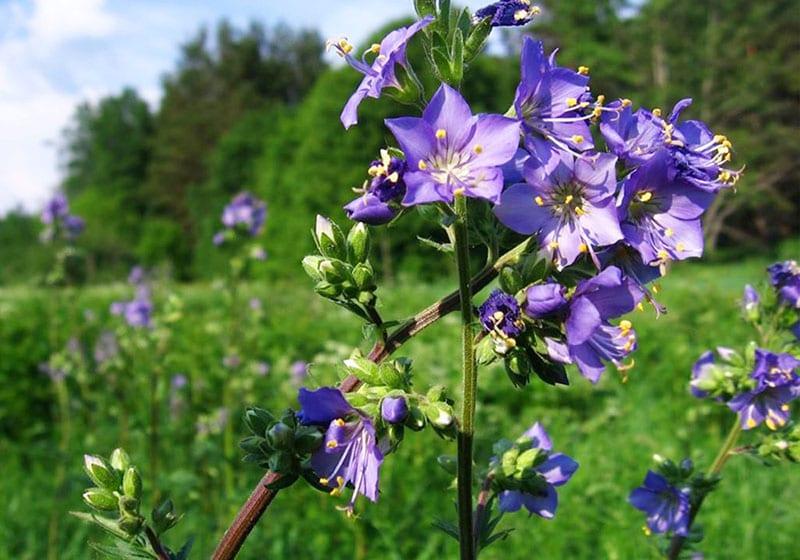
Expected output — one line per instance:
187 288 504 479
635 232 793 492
298 387 384 514
332 17 433 129
629 470 691 536
386 83 521 205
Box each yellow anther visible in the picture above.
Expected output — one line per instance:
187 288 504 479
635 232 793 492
575 206 586 216
713 134 727 143
514 9 529 20
380 148 391 166
493 311 505 321
636 302 645 312
621 98 632 107
532 5 541 14
619 320 632 332
652 283 660 294
534 196 545 206
781 404 790 411
652 108 662 118
657 249 669 260
592 107 602 119
578 65 589 75
665 227 674 237
367 165 383 177
453 187 465 196
676 242 686 252
473 144 484 154
578 243 589 253
418 160 428 170
765 417 777 430
319 477 329 485
435 128 447 140
637 191 653 202
334 418 346 427
564 194 574 204
547 241 559 250
566 97 578 107
571 134 585 144
337 39 354 55
747 417 756 428
387 171 399 183
643 526 652 536
596 94 605 105
327 440 338 449
368 43 381 54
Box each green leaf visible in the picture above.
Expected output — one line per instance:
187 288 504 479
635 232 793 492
417 236 453 253
432 518 459 541
464 17 492 62
450 29 464 84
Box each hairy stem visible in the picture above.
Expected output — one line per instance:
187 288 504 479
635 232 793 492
144 525 171 560
211 237 531 560
453 194 477 560
666 419 743 559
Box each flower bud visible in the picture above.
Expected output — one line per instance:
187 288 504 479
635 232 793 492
352 263 375 291
319 259 352 285
109 448 131 472
525 283 567 318
302 255 326 281
122 467 142 501
83 454 119 490
423 401 454 429
267 422 294 449
118 495 140 517
118 514 144 535
314 215 346 259
82 487 118 511
381 396 409 424
347 222 371 264
315 281 343 298
741 284 760 321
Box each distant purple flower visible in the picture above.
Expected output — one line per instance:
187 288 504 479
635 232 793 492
474 0 540 27
171 373 188 390
255 361 270 376
128 266 145 285
525 283 568 318
251 246 268 261
39 362 67 383
381 396 408 424
741 284 759 313
768 261 800 308
41 193 69 224
217 192 266 242
542 267 643 382
298 387 384 512
63 215 85 238
332 17 433 129
111 291 153 329
212 232 225 246
497 422 578 519
513 38 593 152
249 298 262 310
791 321 800 341
291 361 309 384
618 150 714 268
345 150 406 225
478 289 524 354
629 471 691 535
494 137 622 269
728 349 800 430
386 83 521 205
223 354 241 369
40 193 84 241
93 331 118 364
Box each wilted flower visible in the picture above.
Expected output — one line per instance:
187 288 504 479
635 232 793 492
298 387 384 514
629 470 690 535
494 137 622 269
344 150 407 225
332 16 433 129
474 0 541 27
728 349 800 430
478 289 525 354
495 422 578 519
386 83 521 205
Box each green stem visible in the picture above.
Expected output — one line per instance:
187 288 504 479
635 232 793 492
453 194 477 560
666 419 742 559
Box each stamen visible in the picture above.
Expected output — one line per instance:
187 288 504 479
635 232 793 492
319 477 329 485
578 65 589 75
621 98 632 107
566 97 578 107
652 108 662 118
453 187 465 196
334 418 346 427
418 160 428 170
564 194 574 204
534 196 544 206
327 440 338 449
637 191 653 202
571 135 584 144
547 241 559 250
387 171 399 183
368 43 381 54
473 144 483 154
435 129 447 140
578 243 589 253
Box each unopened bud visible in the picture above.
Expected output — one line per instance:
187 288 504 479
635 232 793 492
347 222 370 264
109 448 130 472
352 263 374 291
82 488 118 511
122 467 142 501
83 454 119 490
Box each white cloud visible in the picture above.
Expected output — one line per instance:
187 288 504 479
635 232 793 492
28 0 117 48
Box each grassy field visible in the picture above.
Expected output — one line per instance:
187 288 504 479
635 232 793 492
0 243 798 559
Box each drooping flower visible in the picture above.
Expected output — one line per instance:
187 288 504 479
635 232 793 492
344 149 407 224
524 282 567 318
618 150 715 269
494 136 622 269
629 471 691 536
478 289 525 354
386 83 521 205
768 261 800 308
331 16 433 129
474 0 541 27
380 396 408 424
496 422 578 519
538 267 644 382
728 349 800 430
298 387 384 512
513 38 593 152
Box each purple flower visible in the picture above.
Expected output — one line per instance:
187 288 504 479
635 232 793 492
542 267 644 382
344 150 407 225
478 289 524 354
128 266 145 285
494 137 622 269
171 373 188 390
629 471 691 536
728 349 800 430
255 361 270 376
333 16 433 129
618 150 714 268
768 261 800 308
474 0 540 27
689 347 735 400
291 360 309 384
600 101 664 167
497 422 578 519
212 232 225 246
386 84 521 205
111 291 153 329
39 362 67 383
93 331 119 364
41 193 69 224
525 283 568 318
513 38 593 152
223 354 241 369
741 284 760 313
251 246 268 261
298 387 384 512
63 215 85 238
380 396 408 424
217 192 267 241
249 298 262 310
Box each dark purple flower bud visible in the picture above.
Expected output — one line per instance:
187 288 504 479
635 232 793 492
474 0 540 27
381 396 408 424
629 471 690 535
478 289 524 354
524 283 567 318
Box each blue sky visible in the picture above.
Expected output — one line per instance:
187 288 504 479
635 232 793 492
0 0 491 215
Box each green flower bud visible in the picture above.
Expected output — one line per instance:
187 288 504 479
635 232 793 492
319 259 352 285
82 487 118 511
314 215 346 259
422 402 454 429
117 514 144 536
118 495 140 517
109 448 131 472
267 422 294 450
413 0 436 18
314 281 342 298
347 223 370 264
352 263 375 291
426 385 447 402
302 255 326 282
405 406 427 431
498 266 524 295
123 467 142 501
244 408 275 437
83 454 119 490
357 290 376 305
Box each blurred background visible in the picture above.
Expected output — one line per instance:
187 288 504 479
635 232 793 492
0 1 798 558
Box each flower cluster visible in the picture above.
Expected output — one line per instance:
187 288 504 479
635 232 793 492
111 266 153 328
213 191 267 246
40 193 84 242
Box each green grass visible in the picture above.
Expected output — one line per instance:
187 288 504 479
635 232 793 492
0 245 798 559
